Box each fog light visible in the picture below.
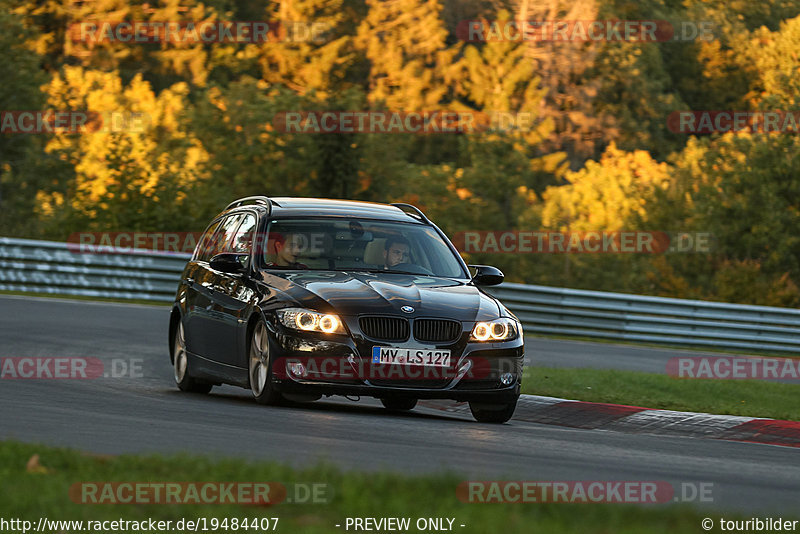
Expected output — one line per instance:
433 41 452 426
500 373 515 385
288 362 307 378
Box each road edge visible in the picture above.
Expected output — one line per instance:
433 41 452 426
423 395 800 448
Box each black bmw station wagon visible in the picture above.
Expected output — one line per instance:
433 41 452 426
169 197 524 423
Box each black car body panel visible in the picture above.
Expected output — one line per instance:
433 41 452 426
169 197 524 416
260 271 500 320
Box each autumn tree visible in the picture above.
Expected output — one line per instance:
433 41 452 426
11 0 225 88
355 0 457 110
0 0 54 237
664 133 800 306
256 0 355 97
541 143 670 231
747 15 800 109
509 0 611 168
36 67 211 235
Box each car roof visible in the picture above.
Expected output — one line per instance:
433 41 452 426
227 197 429 224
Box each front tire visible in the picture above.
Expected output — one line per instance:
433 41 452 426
173 322 213 394
469 400 517 424
381 398 418 411
249 321 283 405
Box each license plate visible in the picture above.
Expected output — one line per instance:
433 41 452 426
371 347 451 367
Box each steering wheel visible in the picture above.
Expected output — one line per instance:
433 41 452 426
391 262 434 276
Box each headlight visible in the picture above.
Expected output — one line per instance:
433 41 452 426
277 308 346 334
470 318 518 342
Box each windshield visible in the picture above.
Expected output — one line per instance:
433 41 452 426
258 218 467 278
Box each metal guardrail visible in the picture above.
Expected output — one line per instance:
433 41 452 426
1 236 799 352
487 283 800 353
0 237 191 303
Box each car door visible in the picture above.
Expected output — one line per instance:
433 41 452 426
206 212 258 368
182 217 224 358
186 213 245 360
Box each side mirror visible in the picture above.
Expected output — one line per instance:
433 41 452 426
468 264 504 286
210 253 248 274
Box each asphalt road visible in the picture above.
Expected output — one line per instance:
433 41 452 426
1 295 798 514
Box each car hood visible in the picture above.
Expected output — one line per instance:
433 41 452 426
258 271 501 322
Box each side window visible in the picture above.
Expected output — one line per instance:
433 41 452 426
212 214 246 257
194 219 223 262
196 214 244 262
230 214 256 254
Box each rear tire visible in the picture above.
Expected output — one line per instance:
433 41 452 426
469 400 517 423
381 398 418 411
173 322 213 394
249 321 283 405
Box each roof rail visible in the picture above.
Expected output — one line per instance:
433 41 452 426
391 203 430 223
224 196 276 214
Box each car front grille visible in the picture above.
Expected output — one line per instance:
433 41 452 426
413 319 462 343
359 316 409 342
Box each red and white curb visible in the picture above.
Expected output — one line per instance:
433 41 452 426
422 395 800 448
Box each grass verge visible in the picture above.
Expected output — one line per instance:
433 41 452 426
0 440 741 534
522 366 800 420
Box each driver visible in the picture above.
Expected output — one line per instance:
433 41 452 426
266 232 308 269
383 236 412 270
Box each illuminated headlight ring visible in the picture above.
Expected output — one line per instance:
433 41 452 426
277 308 346 334
470 318 519 342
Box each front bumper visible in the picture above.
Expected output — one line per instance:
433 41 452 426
276 380 520 402
266 321 524 402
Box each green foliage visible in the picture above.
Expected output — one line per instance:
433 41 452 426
2 0 800 305
666 133 800 306
0 0 51 236
542 143 670 231
748 15 800 109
